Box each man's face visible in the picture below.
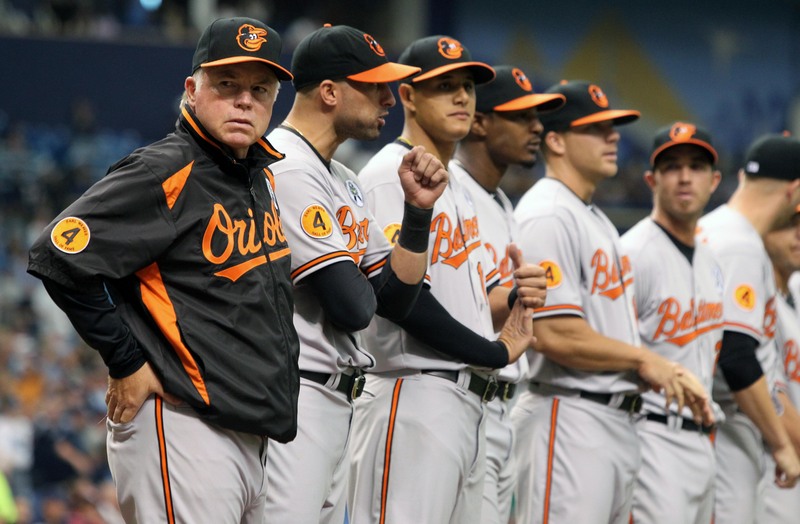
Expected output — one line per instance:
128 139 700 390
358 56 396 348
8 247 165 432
187 62 279 158
410 69 477 143
648 144 720 223
561 120 621 182
483 108 544 169
333 80 396 141
766 214 800 274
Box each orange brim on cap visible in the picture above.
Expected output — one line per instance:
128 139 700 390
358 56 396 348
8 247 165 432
348 62 421 83
412 62 496 84
201 57 293 80
649 139 719 166
494 93 566 113
571 109 641 128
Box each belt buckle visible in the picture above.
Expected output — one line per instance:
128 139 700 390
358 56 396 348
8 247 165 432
628 394 643 414
500 383 513 402
351 374 366 400
482 378 499 403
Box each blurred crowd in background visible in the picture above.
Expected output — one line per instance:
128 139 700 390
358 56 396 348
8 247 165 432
0 0 783 522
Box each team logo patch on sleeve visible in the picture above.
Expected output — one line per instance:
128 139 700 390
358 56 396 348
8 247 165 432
51 217 90 254
301 204 333 239
383 223 402 246
345 180 364 207
540 260 562 289
734 284 756 311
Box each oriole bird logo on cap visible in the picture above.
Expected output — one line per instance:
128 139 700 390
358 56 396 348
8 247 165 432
669 122 697 142
588 84 609 108
438 37 464 59
512 68 533 91
363 33 386 57
237 24 268 52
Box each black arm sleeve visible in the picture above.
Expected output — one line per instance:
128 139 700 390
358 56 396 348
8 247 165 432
41 279 146 379
301 261 377 332
718 330 763 392
368 253 424 321
394 287 509 369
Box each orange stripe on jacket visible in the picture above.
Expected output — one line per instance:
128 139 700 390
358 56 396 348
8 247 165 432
162 162 194 210
155 397 176 524
543 398 560 524
380 379 404 524
136 263 210 404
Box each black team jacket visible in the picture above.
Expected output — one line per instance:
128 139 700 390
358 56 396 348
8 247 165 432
27 106 300 441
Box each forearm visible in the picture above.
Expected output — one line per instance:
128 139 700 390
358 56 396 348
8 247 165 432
42 279 146 378
734 377 792 452
390 201 433 284
489 284 513 330
535 316 645 372
778 390 800 455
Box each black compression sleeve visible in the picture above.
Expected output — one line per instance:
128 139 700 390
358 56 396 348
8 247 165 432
397 202 432 253
368 253 423 321
42 279 146 378
718 330 763 392
394 287 509 368
301 261 377 332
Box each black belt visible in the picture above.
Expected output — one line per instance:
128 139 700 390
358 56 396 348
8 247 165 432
422 370 498 402
496 381 517 402
579 390 643 414
645 413 715 435
300 370 365 400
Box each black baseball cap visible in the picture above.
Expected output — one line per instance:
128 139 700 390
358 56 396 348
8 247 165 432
539 80 640 134
743 133 800 181
192 17 292 80
291 25 421 90
650 122 718 167
476 65 565 114
398 35 495 84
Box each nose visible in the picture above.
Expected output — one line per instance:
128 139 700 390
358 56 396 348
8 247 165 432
454 84 471 105
531 117 543 134
380 84 396 108
234 88 253 109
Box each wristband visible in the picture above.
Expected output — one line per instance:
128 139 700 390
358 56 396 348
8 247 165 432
397 202 433 253
507 286 519 310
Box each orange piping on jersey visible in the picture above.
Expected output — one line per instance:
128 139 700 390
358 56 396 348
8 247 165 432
182 108 223 153
534 304 584 314
215 247 291 282
137 263 210 405
162 162 194 210
723 321 762 339
380 379 404 524
629 513 634 524
291 251 353 280
363 256 388 277
543 398 559 524
256 138 284 159
485 267 500 283
348 248 368 265
155 396 176 524
663 322 725 346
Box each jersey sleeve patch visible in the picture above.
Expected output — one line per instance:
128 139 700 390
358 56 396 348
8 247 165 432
734 284 756 311
382 222 402 246
540 260 563 289
51 217 91 254
301 204 333 239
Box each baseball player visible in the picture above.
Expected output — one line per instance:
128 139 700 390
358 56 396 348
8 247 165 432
697 134 800 523
510 81 713 524
621 122 723 524
27 18 298 523
262 25 448 524
451 64 565 524
348 36 546 524
761 213 800 521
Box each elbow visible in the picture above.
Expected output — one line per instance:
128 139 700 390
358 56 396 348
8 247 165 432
327 299 377 332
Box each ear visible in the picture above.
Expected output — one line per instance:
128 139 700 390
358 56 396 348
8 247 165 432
470 112 490 138
544 130 565 156
184 76 197 108
710 169 722 193
643 170 657 190
398 83 415 112
318 80 339 108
